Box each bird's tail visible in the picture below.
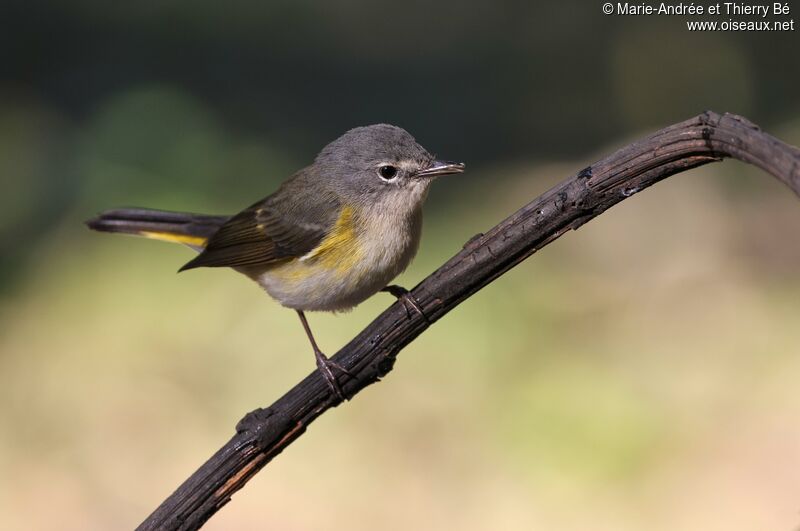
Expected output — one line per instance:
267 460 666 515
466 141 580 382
86 208 229 249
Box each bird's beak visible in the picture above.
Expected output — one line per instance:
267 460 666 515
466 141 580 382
415 160 465 178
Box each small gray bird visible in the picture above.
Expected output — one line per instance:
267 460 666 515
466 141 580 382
87 124 465 398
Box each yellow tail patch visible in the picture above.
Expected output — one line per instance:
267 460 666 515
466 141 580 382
138 231 208 247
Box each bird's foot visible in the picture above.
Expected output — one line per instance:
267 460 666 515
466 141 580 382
314 349 357 401
382 285 429 323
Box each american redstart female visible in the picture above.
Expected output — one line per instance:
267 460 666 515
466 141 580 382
87 124 465 398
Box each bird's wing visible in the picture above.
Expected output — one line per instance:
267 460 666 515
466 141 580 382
179 182 341 271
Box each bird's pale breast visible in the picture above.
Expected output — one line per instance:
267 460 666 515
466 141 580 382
256 201 423 312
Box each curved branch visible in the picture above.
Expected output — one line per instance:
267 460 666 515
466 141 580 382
137 111 800 530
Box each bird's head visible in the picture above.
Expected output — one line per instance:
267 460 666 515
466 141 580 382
314 124 464 210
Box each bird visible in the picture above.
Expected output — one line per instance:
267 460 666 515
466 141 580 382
87 124 465 399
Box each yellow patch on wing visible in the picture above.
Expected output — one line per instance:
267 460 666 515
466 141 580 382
138 231 208 248
301 205 363 274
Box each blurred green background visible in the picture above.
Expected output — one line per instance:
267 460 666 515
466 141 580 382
1 1 799 530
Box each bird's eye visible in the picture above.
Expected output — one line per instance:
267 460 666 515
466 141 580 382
377 165 398 181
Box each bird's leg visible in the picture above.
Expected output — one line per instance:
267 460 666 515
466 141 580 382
381 285 428 323
296 310 356 401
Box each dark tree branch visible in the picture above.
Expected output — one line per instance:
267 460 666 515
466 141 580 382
137 112 800 530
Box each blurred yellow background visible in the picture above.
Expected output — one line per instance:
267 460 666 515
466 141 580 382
1 2 799 530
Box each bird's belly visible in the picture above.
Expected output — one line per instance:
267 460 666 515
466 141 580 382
256 222 420 312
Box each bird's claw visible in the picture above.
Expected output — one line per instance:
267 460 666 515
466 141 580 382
382 285 429 323
314 350 356 401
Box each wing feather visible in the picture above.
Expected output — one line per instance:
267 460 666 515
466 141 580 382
179 182 341 271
